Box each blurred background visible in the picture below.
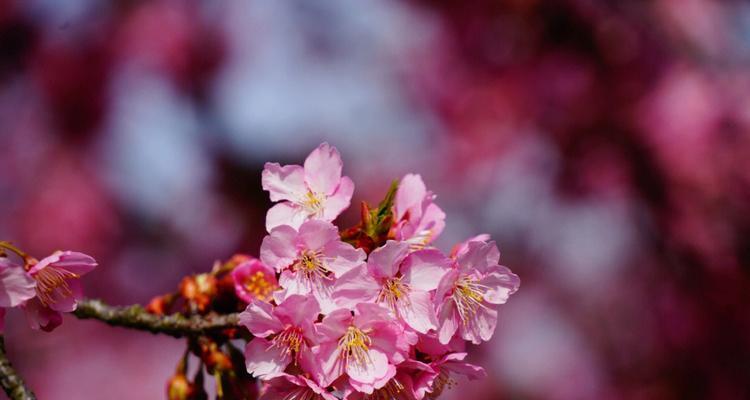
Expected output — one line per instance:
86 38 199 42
0 0 749 399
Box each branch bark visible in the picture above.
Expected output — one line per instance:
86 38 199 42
0 336 36 400
72 299 240 338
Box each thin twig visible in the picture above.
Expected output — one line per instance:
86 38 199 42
0 336 36 400
72 299 240 338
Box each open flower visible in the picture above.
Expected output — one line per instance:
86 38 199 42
392 174 446 251
231 258 278 303
0 258 36 332
261 219 365 313
435 241 520 344
262 143 354 231
333 241 450 333
23 251 97 332
259 373 337 400
314 303 414 391
240 294 321 378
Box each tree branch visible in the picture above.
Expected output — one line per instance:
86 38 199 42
0 336 36 400
72 299 240 338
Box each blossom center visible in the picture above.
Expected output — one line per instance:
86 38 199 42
244 271 275 300
377 277 410 310
452 276 487 323
337 326 372 369
271 326 306 360
300 190 325 216
293 251 332 285
34 267 78 306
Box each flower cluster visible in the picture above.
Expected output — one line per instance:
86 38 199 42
237 143 520 399
0 242 98 332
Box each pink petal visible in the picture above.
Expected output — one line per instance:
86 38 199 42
265 202 308 231
0 260 36 307
353 303 392 330
298 220 340 251
260 225 299 271
46 278 80 312
450 234 491 259
480 266 520 305
436 300 459 345
461 305 498 345
274 294 321 327
444 360 487 380
244 338 290 378
314 341 345 387
434 269 459 302
367 241 410 279
418 202 446 241
400 249 450 292
262 162 306 202
332 266 380 309
22 298 62 332
303 143 343 196
397 290 437 334
457 241 500 275
321 176 354 221
48 251 97 276
348 361 396 394
346 348 389 386
322 240 366 277
239 300 283 338
394 173 427 221
317 308 352 343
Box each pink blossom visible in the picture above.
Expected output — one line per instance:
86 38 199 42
262 143 354 231
23 251 97 332
435 241 520 344
342 359 432 400
231 258 278 303
333 240 450 333
259 373 338 400
239 294 321 378
412 352 486 399
313 303 415 390
0 258 36 332
392 174 446 250
260 220 365 313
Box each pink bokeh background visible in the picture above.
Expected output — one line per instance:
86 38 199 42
1 0 749 399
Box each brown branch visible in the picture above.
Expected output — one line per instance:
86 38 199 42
72 299 240 338
0 336 36 400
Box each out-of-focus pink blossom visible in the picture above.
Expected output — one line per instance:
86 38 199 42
392 174 446 250
260 220 365 313
262 143 355 231
333 240 450 333
23 251 97 332
435 241 519 344
239 295 321 378
231 258 278 303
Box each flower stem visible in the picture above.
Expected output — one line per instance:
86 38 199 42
72 299 241 338
0 336 36 400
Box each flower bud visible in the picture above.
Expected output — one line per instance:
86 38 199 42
167 373 195 400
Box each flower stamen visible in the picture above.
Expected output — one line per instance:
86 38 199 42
337 326 372 370
300 191 325 216
34 267 78 306
377 277 411 311
452 275 489 323
271 326 306 362
244 271 276 300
